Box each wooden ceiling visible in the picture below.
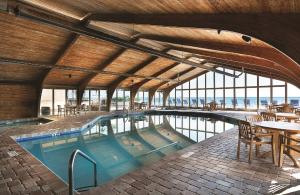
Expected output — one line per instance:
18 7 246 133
1 0 300 94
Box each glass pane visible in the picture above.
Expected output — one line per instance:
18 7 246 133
272 87 285 105
168 90 175 106
40 89 53 115
224 69 234 88
206 72 214 88
259 76 271 86
273 79 285 86
117 89 124 110
198 75 205 89
182 81 189 89
206 89 214 103
82 90 89 105
198 90 205 106
144 91 149 103
182 90 189 107
100 90 107 111
235 71 245 87
235 88 245 109
124 90 130 109
215 89 224 106
259 87 271 109
176 90 182 106
54 89 66 115
190 78 197 89
90 90 99 105
215 72 224 88
67 89 77 105
246 88 257 109
247 74 257 87
190 90 197 107
287 84 300 107
111 91 117 111
225 88 234 108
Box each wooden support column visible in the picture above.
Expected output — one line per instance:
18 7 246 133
163 89 172 107
148 89 156 109
130 88 138 110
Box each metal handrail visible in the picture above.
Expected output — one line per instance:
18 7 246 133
68 149 97 195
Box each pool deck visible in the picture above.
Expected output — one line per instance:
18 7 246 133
1 110 300 195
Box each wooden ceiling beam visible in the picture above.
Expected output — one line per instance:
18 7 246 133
141 35 300 82
9 5 212 71
108 48 170 90
130 61 181 90
172 47 299 87
150 67 197 90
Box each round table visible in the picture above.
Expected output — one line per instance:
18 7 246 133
253 121 300 167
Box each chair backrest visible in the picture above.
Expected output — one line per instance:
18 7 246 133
260 100 268 106
246 115 263 123
290 99 299 107
282 104 294 113
238 121 253 140
232 99 237 105
260 112 276 121
272 100 278 105
244 99 250 105
199 99 205 105
57 105 62 109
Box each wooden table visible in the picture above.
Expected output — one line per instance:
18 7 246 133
65 105 77 115
275 112 300 122
253 121 300 166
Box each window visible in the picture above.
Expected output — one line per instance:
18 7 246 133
206 72 214 88
40 89 53 115
67 89 76 105
54 89 66 115
82 90 90 105
287 84 300 107
246 88 257 109
259 87 271 109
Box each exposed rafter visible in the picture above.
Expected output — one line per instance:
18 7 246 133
172 47 299 86
108 48 170 89
140 35 300 82
9 5 213 71
151 67 197 90
0 57 180 83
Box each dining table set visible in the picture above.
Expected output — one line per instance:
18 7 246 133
237 109 300 167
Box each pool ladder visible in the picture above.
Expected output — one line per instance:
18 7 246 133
68 149 97 195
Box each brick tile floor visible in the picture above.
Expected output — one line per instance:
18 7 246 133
1 110 300 195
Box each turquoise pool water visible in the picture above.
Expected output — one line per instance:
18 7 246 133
18 114 234 190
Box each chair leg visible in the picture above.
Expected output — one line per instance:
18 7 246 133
237 139 241 160
278 143 284 167
255 145 260 157
248 142 253 163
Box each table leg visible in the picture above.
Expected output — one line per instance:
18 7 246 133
272 131 280 166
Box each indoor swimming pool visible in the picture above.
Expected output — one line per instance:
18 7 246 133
17 114 235 190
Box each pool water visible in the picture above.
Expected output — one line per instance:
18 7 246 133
18 114 234 190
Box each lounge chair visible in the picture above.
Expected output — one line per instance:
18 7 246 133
290 99 299 107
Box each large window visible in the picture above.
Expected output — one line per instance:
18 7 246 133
40 88 107 115
166 69 299 111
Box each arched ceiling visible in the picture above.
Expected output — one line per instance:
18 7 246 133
1 0 300 94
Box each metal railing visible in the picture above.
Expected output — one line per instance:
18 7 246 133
68 149 97 195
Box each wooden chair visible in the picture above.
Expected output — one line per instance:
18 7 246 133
57 105 65 116
260 112 276 121
237 121 275 163
279 134 300 167
246 115 263 123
